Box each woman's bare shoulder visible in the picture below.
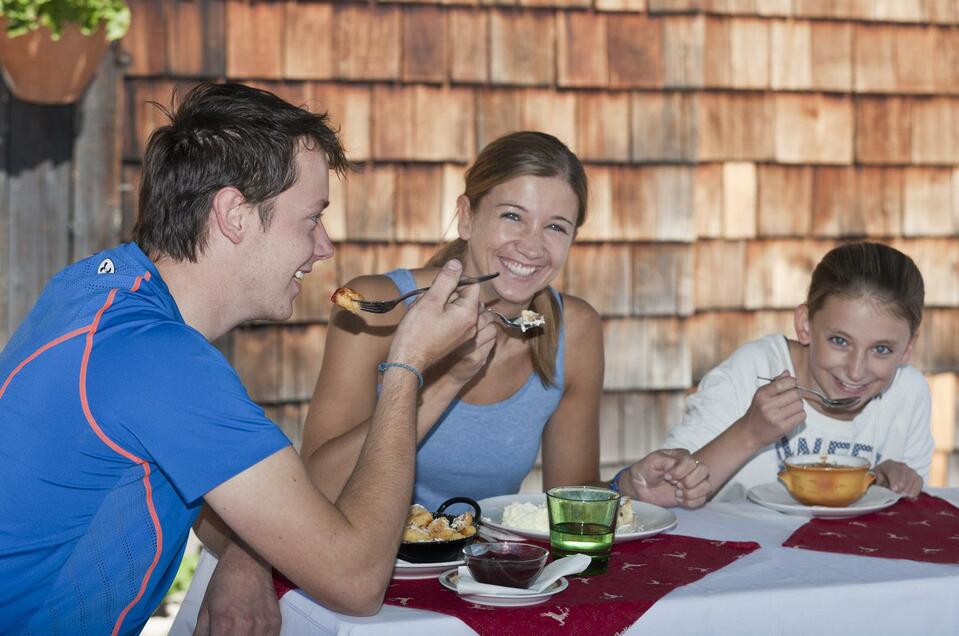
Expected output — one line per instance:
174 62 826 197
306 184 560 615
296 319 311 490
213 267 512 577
558 293 602 340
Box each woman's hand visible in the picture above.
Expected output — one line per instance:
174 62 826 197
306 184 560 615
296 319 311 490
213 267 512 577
741 371 806 447
874 459 923 498
618 449 711 509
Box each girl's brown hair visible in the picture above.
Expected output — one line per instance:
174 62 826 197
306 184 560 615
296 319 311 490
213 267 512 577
426 131 588 387
806 242 924 335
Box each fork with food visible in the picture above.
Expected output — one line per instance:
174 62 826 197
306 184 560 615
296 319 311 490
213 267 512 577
332 272 499 314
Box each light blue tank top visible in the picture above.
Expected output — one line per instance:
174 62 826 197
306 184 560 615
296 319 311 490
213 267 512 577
384 269 565 511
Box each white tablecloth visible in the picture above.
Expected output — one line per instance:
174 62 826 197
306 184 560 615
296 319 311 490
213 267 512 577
171 489 959 635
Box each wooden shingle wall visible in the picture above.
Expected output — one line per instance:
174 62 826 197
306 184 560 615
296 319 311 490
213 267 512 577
117 0 959 488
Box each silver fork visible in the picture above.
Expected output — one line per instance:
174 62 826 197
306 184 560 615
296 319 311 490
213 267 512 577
356 272 499 313
756 376 861 408
486 309 525 330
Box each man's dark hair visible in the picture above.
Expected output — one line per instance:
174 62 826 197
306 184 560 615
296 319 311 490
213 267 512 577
133 82 350 262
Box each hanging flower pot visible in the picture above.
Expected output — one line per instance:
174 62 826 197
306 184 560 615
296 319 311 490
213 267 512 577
0 1 130 105
0 21 110 104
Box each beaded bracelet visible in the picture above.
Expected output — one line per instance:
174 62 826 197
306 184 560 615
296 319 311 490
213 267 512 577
377 361 424 389
608 466 631 493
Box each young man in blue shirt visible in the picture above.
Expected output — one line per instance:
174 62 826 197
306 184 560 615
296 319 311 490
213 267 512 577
0 82 481 635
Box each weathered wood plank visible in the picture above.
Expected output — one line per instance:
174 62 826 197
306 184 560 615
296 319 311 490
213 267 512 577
621 390 686 459
757 164 813 238
402 6 447 83
604 317 690 390
449 8 489 84
231 325 282 402
490 9 555 86
577 93 629 162
694 239 745 311
744 239 831 310
72 47 123 261
566 243 633 317
6 97 74 333
279 323 327 402
632 242 694 317
344 164 395 241
394 165 443 242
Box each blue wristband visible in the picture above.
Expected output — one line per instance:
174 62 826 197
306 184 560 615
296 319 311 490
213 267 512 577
377 361 424 388
608 466 630 493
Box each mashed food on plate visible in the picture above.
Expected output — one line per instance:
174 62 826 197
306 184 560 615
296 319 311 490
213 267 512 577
501 497 638 532
501 501 550 531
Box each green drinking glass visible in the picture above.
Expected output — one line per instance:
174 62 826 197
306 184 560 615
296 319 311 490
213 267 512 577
546 485 621 576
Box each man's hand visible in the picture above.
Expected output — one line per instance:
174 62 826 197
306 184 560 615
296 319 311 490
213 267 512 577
874 459 923 498
618 449 711 509
436 310 497 384
389 259 482 372
194 545 280 636
741 371 806 447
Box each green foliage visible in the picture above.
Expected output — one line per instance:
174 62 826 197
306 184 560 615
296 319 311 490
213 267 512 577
0 0 131 41
167 550 199 597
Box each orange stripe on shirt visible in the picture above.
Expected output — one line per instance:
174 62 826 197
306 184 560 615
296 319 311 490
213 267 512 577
0 325 92 401
73 273 164 636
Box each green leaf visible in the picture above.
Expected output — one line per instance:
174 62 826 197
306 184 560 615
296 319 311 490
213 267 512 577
0 0 131 41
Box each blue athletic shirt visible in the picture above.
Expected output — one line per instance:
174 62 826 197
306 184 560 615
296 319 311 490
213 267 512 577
382 269 565 511
0 243 291 635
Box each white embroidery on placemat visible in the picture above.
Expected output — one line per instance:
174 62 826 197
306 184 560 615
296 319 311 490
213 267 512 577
540 606 570 626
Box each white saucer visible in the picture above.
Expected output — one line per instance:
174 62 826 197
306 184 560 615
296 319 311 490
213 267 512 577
478 493 677 543
439 569 568 607
392 558 464 580
747 481 900 518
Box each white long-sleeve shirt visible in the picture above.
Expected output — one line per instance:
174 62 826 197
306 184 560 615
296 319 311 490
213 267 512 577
664 334 934 501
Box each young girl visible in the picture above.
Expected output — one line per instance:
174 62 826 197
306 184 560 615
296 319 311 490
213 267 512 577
665 241 932 501
302 131 708 510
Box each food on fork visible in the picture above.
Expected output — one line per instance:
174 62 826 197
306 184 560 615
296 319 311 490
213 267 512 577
331 286 364 314
403 504 477 543
518 309 546 333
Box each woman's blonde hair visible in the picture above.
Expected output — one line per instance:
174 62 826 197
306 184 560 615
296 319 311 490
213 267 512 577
426 131 588 387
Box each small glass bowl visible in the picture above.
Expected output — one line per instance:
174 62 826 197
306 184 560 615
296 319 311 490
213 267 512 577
463 542 549 589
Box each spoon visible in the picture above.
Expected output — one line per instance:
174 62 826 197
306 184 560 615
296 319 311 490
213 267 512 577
756 376 861 409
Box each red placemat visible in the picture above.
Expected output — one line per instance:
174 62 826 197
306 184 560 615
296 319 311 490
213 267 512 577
783 493 959 565
378 534 757 636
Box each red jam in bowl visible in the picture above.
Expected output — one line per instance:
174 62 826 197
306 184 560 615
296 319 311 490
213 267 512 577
463 542 549 588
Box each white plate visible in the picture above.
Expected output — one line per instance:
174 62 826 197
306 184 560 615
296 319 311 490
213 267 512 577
392 558 464 580
747 481 900 518
439 569 568 607
478 493 677 543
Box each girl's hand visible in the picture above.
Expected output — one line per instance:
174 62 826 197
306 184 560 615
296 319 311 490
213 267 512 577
619 449 711 509
741 371 806 446
874 459 923 498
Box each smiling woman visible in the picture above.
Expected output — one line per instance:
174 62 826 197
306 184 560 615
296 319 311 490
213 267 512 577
301 131 603 511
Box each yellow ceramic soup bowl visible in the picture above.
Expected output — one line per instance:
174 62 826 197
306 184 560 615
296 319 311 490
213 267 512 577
778 454 875 507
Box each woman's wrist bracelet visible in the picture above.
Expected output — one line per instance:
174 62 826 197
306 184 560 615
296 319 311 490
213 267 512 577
377 361 424 388
608 466 631 493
